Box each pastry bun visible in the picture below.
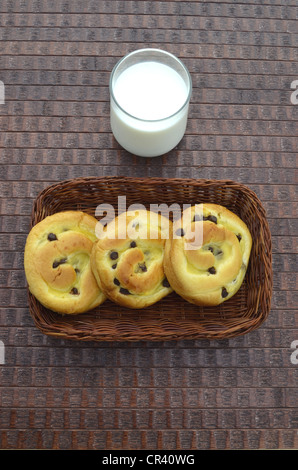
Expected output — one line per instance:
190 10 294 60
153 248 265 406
163 203 252 306
24 211 106 314
91 209 172 308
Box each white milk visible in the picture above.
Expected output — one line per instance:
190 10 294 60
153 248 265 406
110 60 190 157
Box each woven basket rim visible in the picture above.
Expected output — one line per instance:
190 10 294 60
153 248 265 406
27 176 273 342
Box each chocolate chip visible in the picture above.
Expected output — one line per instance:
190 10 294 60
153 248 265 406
208 266 216 275
208 246 214 253
113 278 120 286
162 278 170 288
47 233 57 241
70 287 79 295
75 268 80 274
112 263 117 269
203 215 217 224
130 241 137 248
52 258 67 268
110 251 118 260
204 214 217 224
193 214 202 222
217 250 223 256
120 287 130 295
237 234 242 242
221 287 228 298
138 263 147 272
175 228 185 237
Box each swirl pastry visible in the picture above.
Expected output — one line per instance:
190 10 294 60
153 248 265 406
164 203 252 306
24 211 106 314
91 209 173 308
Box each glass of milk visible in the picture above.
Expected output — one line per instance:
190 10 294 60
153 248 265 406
109 48 192 157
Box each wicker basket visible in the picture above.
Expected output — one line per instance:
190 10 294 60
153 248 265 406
27 176 272 341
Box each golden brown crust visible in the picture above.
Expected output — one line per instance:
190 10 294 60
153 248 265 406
24 211 106 314
163 204 252 306
91 209 173 308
